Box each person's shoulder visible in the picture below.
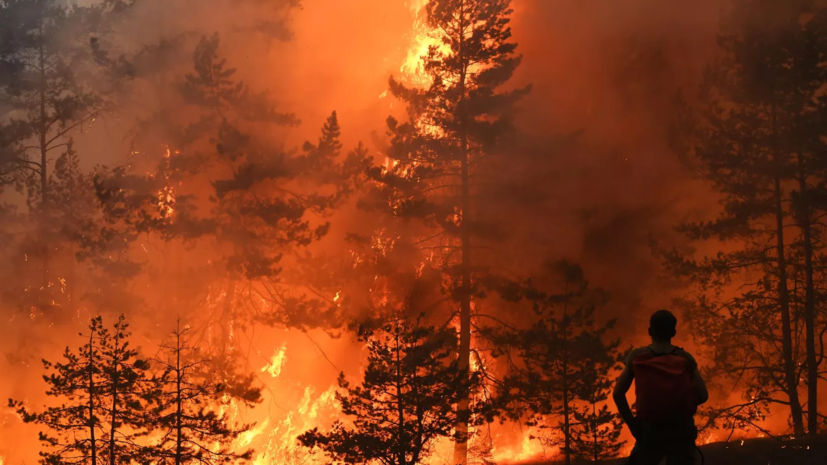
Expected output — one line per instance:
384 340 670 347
624 347 653 364
673 347 696 361
673 347 699 368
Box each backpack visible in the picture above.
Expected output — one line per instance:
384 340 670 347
633 346 697 422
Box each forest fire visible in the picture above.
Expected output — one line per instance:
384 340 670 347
401 0 445 87
2 1 827 465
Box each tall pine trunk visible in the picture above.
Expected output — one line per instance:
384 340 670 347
38 23 50 290
454 153 472 465
175 327 183 465
108 333 120 465
396 325 406 465
771 103 805 435
775 175 805 435
454 9 472 463
87 330 98 465
221 279 236 355
591 399 598 463
561 287 571 465
797 166 818 435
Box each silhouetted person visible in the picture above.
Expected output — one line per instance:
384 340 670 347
613 309 709 465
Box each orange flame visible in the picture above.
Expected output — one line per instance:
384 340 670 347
261 345 288 379
158 146 175 218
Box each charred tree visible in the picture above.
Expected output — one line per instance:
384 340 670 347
363 1 529 461
298 316 483 465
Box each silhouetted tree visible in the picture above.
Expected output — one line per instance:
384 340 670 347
498 262 621 465
362 1 529 461
298 317 483 465
569 359 625 463
148 320 261 465
9 316 151 465
98 315 153 465
665 0 827 435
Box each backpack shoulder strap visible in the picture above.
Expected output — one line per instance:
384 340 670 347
645 345 684 358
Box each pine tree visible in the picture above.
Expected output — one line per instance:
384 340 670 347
498 262 622 465
9 316 151 465
363 1 529 461
3 141 100 319
97 315 153 465
569 359 625 463
0 0 104 297
92 34 366 331
298 317 482 465
664 0 827 435
148 320 261 465
10 317 106 465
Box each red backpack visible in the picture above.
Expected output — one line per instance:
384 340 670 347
633 347 697 421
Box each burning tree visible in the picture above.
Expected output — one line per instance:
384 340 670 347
497 262 623 465
664 0 827 435
9 315 152 465
92 33 366 334
362 0 530 461
148 320 261 465
298 316 483 465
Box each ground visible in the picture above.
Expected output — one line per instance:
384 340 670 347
522 434 827 464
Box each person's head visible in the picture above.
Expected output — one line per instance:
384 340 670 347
648 309 677 342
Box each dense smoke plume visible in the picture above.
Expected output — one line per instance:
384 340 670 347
1 0 769 463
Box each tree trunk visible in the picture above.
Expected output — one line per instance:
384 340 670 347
221 279 236 354
88 330 98 465
797 168 818 435
38 23 50 291
561 289 571 465
108 333 120 465
453 5 472 463
592 399 598 463
176 326 183 465
454 151 472 465
775 175 806 435
396 324 405 465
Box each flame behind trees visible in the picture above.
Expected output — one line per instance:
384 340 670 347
92 33 367 331
10 315 261 465
148 321 261 465
9 316 154 465
298 317 484 465
495 262 624 465
363 1 529 462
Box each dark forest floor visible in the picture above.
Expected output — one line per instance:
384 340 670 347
519 434 827 465
688 434 827 465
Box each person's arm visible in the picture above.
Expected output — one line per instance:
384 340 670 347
679 350 709 405
692 366 709 404
612 351 641 438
